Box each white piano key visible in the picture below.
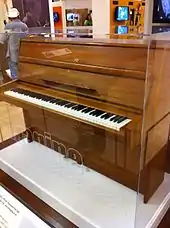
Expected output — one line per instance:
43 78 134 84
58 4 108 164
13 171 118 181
116 119 132 130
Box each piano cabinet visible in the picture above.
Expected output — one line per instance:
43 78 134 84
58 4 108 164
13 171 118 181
22 107 166 204
0 37 170 204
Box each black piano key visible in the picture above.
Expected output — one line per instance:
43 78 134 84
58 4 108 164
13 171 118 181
91 111 97 116
110 115 121 122
48 97 56 101
57 100 69 106
54 100 62 105
110 116 117 121
79 105 87 110
94 110 105 117
42 94 53 100
71 105 78 110
31 92 40 98
101 113 113 119
114 117 122 122
53 100 62 105
89 110 97 115
38 96 45 100
42 96 51 100
49 99 61 104
25 92 32 96
71 105 81 110
41 96 49 101
82 107 94 113
49 100 56 104
53 98 61 102
64 103 76 108
74 105 87 111
117 117 127 123
30 94 36 98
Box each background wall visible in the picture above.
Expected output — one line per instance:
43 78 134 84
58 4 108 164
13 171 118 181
65 0 92 9
92 0 110 38
0 2 6 32
0 0 13 32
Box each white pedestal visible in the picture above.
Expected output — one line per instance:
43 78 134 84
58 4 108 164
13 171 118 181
0 186 51 228
0 140 169 228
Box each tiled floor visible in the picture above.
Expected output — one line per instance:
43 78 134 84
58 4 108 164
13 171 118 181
0 102 25 142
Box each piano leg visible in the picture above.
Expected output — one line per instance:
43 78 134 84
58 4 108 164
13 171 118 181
140 145 166 203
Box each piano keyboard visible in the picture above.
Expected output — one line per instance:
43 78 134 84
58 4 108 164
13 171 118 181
4 88 131 131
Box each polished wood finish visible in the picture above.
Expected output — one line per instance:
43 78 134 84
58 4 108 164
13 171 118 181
158 207 170 228
0 37 169 205
19 42 148 72
140 145 166 203
0 169 78 228
19 62 145 110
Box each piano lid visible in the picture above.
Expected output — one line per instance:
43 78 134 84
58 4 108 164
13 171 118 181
21 36 154 48
19 36 150 74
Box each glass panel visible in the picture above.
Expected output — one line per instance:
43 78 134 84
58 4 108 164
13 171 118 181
136 34 170 227
3 31 169 228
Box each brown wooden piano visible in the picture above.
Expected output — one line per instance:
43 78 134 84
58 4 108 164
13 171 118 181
0 36 170 209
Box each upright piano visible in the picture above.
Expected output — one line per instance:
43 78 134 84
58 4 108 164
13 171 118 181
0 36 170 210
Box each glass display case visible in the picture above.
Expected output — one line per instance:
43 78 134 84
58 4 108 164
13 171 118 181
0 32 169 228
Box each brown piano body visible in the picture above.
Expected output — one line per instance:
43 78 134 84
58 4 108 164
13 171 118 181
0 37 170 205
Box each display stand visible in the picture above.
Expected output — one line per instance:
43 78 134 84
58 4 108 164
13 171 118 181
0 139 169 228
0 185 52 228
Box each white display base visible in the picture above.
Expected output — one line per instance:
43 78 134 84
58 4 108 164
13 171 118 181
0 186 51 228
0 139 169 228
